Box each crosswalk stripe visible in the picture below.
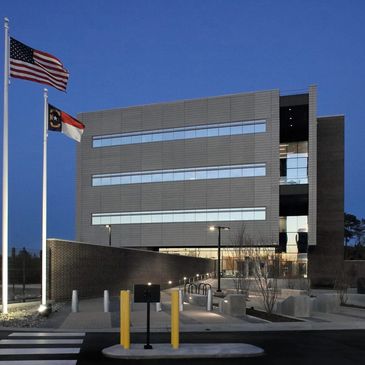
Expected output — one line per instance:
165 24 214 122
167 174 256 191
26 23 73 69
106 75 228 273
9 333 85 337
0 339 83 345
0 348 80 355
0 361 77 365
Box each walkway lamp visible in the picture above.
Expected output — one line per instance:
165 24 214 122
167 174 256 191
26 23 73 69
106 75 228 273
209 225 230 292
105 224 112 246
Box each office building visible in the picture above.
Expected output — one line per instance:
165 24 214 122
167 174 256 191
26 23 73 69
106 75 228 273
76 86 344 284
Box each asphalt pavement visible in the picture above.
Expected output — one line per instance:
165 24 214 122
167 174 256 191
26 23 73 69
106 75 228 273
83 330 365 365
67 331 365 365
0 329 364 364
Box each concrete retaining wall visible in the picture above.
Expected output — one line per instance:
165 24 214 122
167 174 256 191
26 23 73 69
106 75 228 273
281 289 308 297
346 294 365 308
47 239 214 301
276 295 312 317
219 294 246 317
184 293 207 307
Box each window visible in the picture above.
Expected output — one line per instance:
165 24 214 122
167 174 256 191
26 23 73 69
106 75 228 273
280 141 308 185
92 163 266 186
92 207 266 225
92 120 267 148
280 216 308 254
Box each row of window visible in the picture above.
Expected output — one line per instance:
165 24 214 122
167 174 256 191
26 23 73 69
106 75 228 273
92 120 266 148
92 207 266 225
92 163 266 186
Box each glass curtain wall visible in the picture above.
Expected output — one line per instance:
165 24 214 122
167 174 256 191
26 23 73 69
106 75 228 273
280 141 308 184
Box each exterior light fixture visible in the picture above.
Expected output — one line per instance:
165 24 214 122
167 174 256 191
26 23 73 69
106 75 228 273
38 303 52 317
183 277 187 280
147 282 152 286
168 280 172 285
209 225 230 292
105 224 112 246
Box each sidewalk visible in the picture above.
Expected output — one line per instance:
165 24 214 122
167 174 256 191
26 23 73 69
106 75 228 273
22 288 365 333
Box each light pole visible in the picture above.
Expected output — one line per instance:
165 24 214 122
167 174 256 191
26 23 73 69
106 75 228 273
209 225 230 292
105 224 111 246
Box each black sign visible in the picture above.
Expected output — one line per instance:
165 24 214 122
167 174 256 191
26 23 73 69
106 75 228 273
134 284 160 303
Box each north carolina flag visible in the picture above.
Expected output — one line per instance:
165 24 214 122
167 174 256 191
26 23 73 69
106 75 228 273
48 104 85 142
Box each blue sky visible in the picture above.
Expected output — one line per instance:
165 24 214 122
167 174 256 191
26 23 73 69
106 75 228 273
1 0 364 250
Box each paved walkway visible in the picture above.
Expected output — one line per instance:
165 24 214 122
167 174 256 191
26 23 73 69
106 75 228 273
2 286 365 332
24 288 365 333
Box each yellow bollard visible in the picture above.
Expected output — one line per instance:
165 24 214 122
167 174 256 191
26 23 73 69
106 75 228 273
120 290 130 349
120 291 124 347
171 290 179 349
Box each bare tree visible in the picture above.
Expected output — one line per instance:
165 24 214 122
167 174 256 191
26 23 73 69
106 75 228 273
225 224 280 313
334 269 350 305
226 225 253 295
251 248 279 314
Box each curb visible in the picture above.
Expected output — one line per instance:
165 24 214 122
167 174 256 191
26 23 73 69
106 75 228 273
102 343 265 359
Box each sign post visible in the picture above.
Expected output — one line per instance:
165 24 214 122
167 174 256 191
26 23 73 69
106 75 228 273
134 284 160 350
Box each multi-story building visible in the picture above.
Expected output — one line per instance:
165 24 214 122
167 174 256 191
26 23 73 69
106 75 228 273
76 86 344 285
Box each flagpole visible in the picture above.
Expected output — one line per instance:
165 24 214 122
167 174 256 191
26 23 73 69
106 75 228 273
2 17 9 314
41 88 48 306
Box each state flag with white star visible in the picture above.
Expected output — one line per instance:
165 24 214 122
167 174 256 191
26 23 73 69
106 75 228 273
48 104 85 142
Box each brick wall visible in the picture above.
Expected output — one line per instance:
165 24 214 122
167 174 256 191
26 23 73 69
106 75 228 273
308 116 344 287
47 239 215 301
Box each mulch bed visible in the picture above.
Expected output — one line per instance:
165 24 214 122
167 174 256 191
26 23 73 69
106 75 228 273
0 302 65 327
246 307 303 322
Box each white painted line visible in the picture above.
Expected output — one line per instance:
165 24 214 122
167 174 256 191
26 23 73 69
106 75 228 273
0 339 83 345
9 332 85 337
0 361 77 365
0 348 80 355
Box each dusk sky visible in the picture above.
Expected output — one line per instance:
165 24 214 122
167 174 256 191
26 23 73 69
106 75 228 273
1 0 364 251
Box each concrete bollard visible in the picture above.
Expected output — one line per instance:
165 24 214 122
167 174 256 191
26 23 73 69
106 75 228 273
156 302 162 312
104 290 110 313
71 290 79 313
178 289 184 312
207 288 213 311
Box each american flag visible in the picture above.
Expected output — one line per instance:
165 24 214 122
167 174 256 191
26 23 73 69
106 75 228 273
10 37 69 92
